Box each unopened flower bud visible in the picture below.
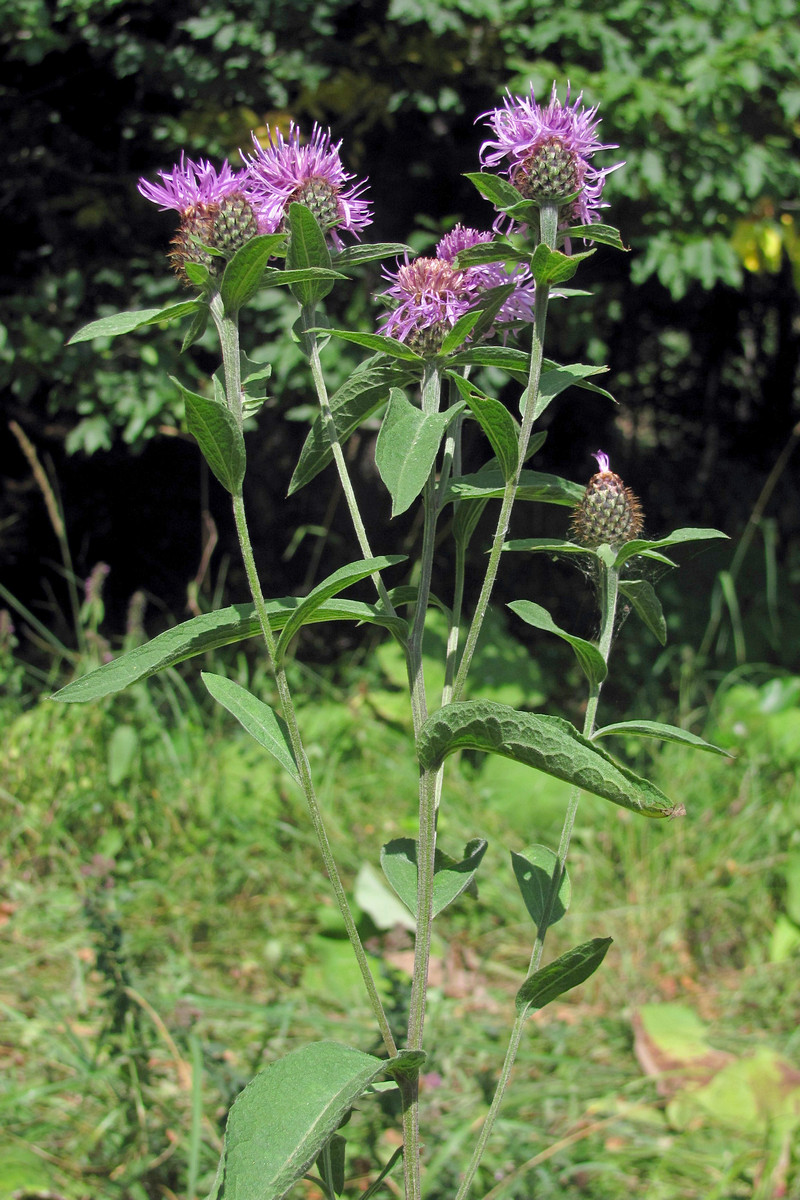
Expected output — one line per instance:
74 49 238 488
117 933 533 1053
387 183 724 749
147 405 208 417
570 451 643 548
168 193 259 285
512 136 582 202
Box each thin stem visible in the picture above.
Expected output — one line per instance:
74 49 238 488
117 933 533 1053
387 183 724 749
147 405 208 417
455 556 621 1200
452 202 559 701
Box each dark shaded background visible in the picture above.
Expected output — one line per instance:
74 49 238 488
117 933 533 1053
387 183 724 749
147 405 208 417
2 0 799 685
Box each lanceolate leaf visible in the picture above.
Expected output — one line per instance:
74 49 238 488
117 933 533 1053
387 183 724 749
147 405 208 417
508 600 607 687
286 203 334 305
619 579 667 644
463 171 523 209
614 527 728 569
323 329 423 363
558 223 627 251
68 301 202 344
380 837 488 920
288 363 412 495
177 381 246 495
531 244 595 284
52 599 407 704
592 720 728 755
535 363 614 415
416 700 684 818
444 469 583 507
450 377 519 482
503 537 594 557
275 556 406 661
515 938 613 1016
220 234 286 313
375 389 459 517
201 673 300 784
332 242 412 268
208 1041 385 1200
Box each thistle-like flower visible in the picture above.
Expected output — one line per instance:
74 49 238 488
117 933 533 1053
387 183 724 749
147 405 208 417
243 123 372 249
479 83 622 229
570 451 643 548
377 224 535 356
138 154 259 284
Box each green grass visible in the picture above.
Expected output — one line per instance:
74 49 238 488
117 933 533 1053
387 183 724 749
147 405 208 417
2 653 799 1200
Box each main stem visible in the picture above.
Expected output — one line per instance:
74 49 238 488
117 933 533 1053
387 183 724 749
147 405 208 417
454 557 621 1200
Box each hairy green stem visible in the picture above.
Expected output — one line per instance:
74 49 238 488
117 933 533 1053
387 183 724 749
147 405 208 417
452 202 559 701
454 557 620 1200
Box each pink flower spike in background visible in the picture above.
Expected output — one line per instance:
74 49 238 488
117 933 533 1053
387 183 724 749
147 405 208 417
479 82 622 228
138 154 243 213
243 122 372 248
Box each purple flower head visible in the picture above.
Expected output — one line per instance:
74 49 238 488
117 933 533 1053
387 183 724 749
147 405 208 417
243 122 372 249
593 450 611 474
138 154 243 214
378 225 537 355
479 83 622 229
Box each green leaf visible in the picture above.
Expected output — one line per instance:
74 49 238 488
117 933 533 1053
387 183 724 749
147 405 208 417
333 242 412 268
614 527 728 569
286 203 334 305
288 362 411 494
618 579 667 644
417 700 684 818
375 388 456 517
531 244 595 285
185 262 212 289
511 845 571 928
445 469 583 507
503 537 593 557
463 171 524 209
380 837 488 920
275 556 406 661
516 938 612 1016
67 302 202 344
324 329 423 363
438 308 485 356
182 302 210 352
220 234 286 313
508 600 607 687
52 599 406 703
450 377 519 482
453 240 528 267
316 1134 346 1197
210 1041 384 1200
592 720 728 756
201 673 300 784
535 363 614 416
176 380 246 495
558 223 627 251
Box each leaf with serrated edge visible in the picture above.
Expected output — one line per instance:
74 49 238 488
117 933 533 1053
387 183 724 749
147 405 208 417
52 599 407 704
511 845 571 928
593 721 728 755
202 673 300 783
275 556 405 661
417 700 683 818
516 937 612 1015
508 600 607 687
214 1041 384 1200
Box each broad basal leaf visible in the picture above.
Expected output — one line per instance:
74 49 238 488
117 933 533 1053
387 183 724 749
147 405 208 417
208 1041 385 1200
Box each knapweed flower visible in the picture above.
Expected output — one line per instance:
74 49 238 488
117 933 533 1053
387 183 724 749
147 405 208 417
570 451 643 548
480 83 622 230
377 225 535 356
138 154 259 284
243 123 372 250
